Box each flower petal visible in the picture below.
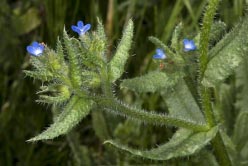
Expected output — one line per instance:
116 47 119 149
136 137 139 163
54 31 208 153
32 41 40 47
71 25 81 34
82 24 91 34
156 49 165 56
77 21 84 28
27 46 36 55
153 54 166 59
183 39 196 51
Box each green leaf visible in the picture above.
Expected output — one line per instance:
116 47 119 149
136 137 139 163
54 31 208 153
161 80 205 125
202 17 248 87
220 131 238 165
109 19 133 82
94 18 107 62
28 96 93 141
235 55 248 113
233 111 248 152
120 71 183 93
171 23 183 51
240 142 248 165
24 70 53 82
105 126 218 161
67 132 91 166
209 21 226 44
15 8 41 35
63 29 82 88
91 110 110 141
191 150 219 166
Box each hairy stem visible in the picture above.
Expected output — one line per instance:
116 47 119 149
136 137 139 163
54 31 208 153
98 97 209 132
211 132 232 166
199 0 219 126
199 0 232 165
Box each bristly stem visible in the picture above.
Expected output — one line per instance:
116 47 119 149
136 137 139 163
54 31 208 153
199 0 232 165
97 96 209 132
199 0 219 126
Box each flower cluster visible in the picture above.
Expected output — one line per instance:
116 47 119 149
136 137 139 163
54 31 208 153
26 20 91 56
152 38 196 60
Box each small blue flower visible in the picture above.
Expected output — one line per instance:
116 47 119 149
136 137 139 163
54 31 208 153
71 20 91 36
26 41 45 56
153 48 166 59
183 39 197 52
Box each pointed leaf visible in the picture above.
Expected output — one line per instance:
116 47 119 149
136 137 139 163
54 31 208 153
202 17 248 87
105 126 218 160
63 29 82 88
109 19 133 82
120 71 183 93
28 97 93 141
171 23 183 51
161 80 205 125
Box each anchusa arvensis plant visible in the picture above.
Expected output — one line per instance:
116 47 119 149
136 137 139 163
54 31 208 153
25 0 248 165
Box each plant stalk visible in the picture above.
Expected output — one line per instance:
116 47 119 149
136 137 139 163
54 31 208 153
97 96 209 132
199 0 232 165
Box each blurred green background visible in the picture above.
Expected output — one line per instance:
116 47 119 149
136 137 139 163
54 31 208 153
0 0 246 165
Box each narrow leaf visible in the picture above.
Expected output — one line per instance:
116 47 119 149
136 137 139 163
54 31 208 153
105 126 218 160
63 29 82 88
233 111 248 152
28 97 93 141
91 110 110 140
120 71 183 93
109 19 133 82
171 23 183 51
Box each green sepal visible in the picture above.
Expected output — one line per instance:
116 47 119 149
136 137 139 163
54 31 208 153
27 96 94 141
104 126 218 160
109 19 133 82
149 36 183 63
23 70 53 82
36 84 71 104
94 18 108 62
81 71 101 88
120 71 183 93
171 22 183 51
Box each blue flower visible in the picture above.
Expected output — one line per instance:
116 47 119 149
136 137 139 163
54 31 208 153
153 48 166 59
71 20 91 36
183 39 197 52
26 41 45 56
